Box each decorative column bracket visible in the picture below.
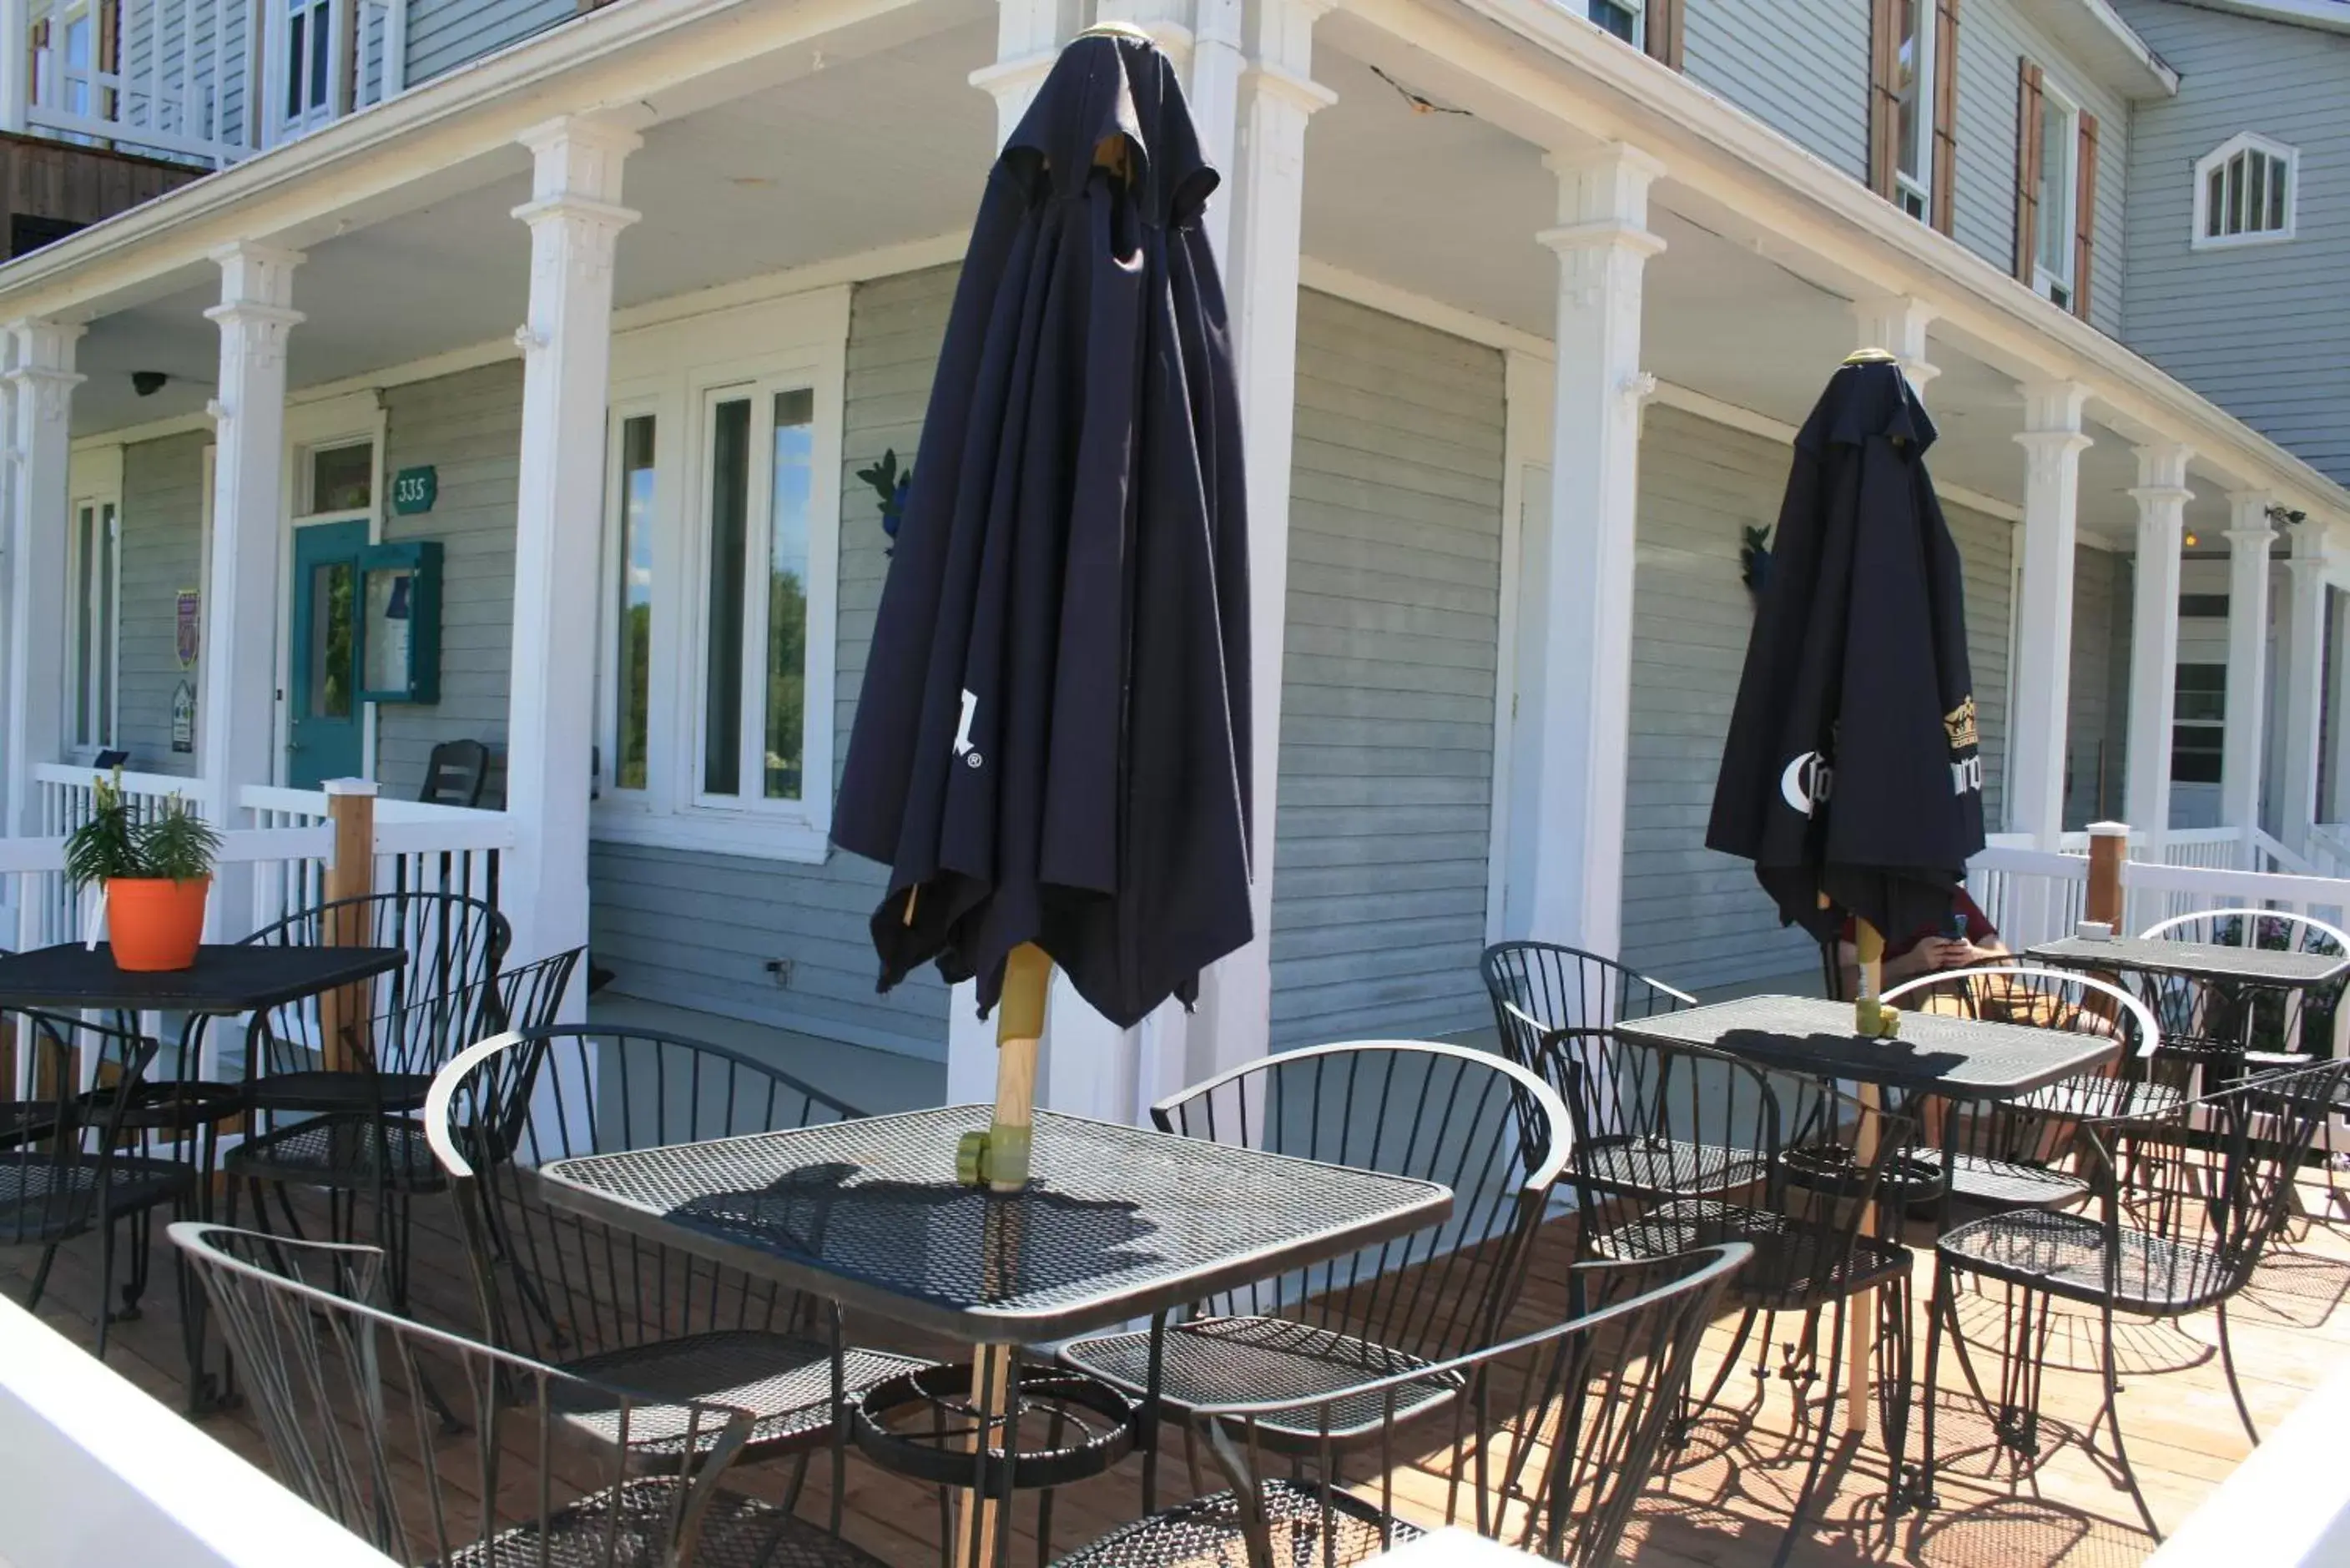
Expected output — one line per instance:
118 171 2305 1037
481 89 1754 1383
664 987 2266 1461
3 317 81 841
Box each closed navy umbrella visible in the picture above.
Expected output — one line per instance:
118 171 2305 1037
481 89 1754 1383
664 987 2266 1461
1707 354 1985 1030
831 27 1252 1183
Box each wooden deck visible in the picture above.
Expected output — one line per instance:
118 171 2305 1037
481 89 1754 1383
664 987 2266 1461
8 1178 2349 1568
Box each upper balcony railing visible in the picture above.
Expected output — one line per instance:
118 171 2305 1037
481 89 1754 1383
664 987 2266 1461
0 0 406 171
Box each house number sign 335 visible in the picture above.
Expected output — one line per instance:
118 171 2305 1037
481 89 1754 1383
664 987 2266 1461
391 465 438 516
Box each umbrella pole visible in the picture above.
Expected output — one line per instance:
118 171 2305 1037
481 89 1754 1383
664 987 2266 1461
950 944 1052 1568
1847 916 1891 1434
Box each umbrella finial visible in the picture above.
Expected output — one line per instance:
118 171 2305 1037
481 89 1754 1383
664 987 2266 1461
1843 347 1900 366
1074 19 1153 41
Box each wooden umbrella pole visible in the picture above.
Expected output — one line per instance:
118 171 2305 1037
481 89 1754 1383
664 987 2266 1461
951 943 1052 1568
1847 915 1892 1434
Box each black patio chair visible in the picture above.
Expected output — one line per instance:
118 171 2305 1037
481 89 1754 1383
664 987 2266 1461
222 942 580 1316
1881 966 2158 1216
1 1011 197 1379
1056 1040 1571 1462
418 738 493 809
170 1223 887 1568
1047 1247 1746 1568
1482 939 1697 1064
1920 1057 2350 1540
1562 1029 1922 1568
421 1026 930 1495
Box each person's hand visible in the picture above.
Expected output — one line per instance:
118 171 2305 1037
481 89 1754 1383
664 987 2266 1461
1919 938 1974 971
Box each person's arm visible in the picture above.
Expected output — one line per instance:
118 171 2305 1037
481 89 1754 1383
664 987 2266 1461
1881 940 1954 983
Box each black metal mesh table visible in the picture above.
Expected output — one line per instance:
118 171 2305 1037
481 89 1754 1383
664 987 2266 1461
538 1104 1454 1343
2027 935 2350 990
1616 994 2117 1101
0 942 406 1014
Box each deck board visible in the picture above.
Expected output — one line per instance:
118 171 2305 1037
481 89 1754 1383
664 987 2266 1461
8 1175 2350 1566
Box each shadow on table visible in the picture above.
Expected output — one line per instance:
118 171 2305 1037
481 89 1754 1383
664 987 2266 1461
669 1162 1160 1308
1716 1028 1968 1087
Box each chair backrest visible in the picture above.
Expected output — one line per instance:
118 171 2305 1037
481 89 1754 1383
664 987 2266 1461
1481 942 1695 1069
2079 1060 2348 1308
1882 965 2161 1059
1152 1040 1569 1364
240 890 509 1084
0 1011 160 1245
1186 1246 1747 1568
169 1223 754 1566
418 739 492 809
488 946 584 1036
422 1027 864 1365
2139 907 2350 1059
1552 1023 1919 1314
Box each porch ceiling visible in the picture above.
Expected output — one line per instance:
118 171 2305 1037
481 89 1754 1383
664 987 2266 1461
72 12 1000 436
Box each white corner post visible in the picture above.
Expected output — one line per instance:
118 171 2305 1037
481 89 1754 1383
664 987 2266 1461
2007 381 2091 847
199 248 301 865
2280 542 2331 853
505 118 637 1009
2331 567 2350 827
0 0 27 135
1510 144 1664 960
1186 0 1330 1081
2221 493 2277 839
2123 443 2192 869
1850 295 1939 396
3 318 78 840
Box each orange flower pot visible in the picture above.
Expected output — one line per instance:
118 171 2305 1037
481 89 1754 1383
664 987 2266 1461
107 877 210 972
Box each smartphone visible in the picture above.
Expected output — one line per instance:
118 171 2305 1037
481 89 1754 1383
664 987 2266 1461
1945 910 1969 943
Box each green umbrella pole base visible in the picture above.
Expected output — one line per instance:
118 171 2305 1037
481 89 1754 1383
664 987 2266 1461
957 1126 1034 1187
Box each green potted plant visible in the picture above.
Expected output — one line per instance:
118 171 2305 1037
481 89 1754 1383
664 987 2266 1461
64 774 221 971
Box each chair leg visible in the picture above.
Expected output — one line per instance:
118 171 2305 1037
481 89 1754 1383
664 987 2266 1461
2216 1298 2260 1444
94 1215 119 1361
2100 1298 2159 1540
115 1207 152 1322
1773 1292 1848 1568
1917 1259 1953 1510
26 1243 58 1311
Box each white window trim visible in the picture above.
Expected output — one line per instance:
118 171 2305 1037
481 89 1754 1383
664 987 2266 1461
2192 132 2298 250
1894 0 1935 224
64 491 120 759
2032 80 2081 310
592 285 849 865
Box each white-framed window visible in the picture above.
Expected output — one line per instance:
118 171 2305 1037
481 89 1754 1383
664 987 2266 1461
2032 82 2080 310
593 288 847 863
276 0 341 138
68 492 118 753
1893 0 1934 221
2194 134 2297 249
1586 0 1640 45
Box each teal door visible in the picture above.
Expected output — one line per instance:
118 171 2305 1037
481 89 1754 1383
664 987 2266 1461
287 520 368 788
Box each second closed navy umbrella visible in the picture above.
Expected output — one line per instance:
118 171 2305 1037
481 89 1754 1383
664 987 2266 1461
831 27 1253 1183
1707 353 1985 1030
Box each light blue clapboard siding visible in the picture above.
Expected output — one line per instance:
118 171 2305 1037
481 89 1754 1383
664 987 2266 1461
115 431 206 778
588 265 959 1059
376 363 524 802
1951 0 2131 336
401 0 575 86
1948 497 2013 834
1682 0 1870 182
1268 290 1505 1048
2114 0 2350 486
1620 408 2015 993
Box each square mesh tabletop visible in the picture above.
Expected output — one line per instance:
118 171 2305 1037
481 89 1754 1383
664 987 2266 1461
538 1105 1455 1342
1616 994 2116 1100
2027 936 2350 990
0 943 406 1014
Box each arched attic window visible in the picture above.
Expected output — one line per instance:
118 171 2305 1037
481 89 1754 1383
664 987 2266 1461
2194 133 2297 249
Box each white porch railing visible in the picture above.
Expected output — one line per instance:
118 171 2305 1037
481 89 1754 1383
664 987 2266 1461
4 0 410 169
1969 841 2350 954
18 764 514 950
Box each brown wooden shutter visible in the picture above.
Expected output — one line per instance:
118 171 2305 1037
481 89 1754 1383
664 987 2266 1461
1646 0 1685 70
2073 110 2100 318
1931 0 1960 234
2014 60 2044 280
1868 0 1901 199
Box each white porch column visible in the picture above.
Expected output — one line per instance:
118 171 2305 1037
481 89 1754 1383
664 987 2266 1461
1186 0 1330 1078
2221 494 2276 835
1849 296 1939 395
2124 443 2192 860
198 247 301 841
504 118 637 999
0 0 27 135
2331 572 2350 825
1506 144 1665 958
968 0 1072 141
2279 543 2331 851
3 319 78 840
2008 381 2091 846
